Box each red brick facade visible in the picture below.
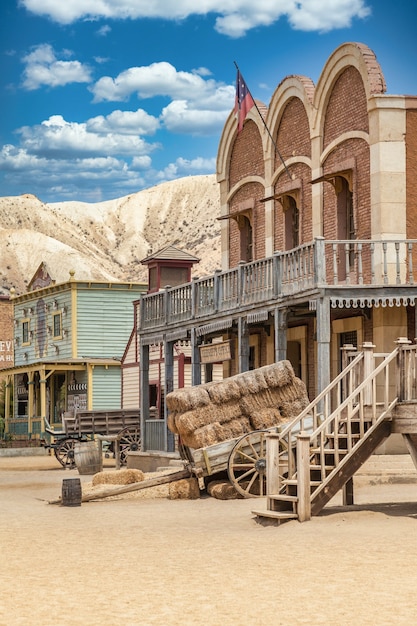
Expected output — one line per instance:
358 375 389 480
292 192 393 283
0 296 13 372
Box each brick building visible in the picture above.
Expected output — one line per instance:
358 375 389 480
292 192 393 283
0 296 14 373
135 42 417 452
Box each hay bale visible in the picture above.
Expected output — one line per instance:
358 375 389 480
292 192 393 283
234 370 264 395
278 399 309 419
220 416 252 440
250 407 282 430
167 410 179 434
206 379 242 404
239 388 277 414
166 385 210 413
207 480 243 500
175 404 219 435
92 468 145 486
168 477 200 499
180 422 224 449
262 361 295 388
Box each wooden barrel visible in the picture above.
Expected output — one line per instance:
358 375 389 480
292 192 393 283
61 478 82 506
74 440 102 475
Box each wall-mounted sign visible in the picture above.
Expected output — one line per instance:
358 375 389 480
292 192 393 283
199 340 231 364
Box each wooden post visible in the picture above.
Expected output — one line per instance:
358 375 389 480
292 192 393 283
238 317 249 373
266 432 281 498
139 341 149 452
362 342 376 405
163 340 175 452
316 296 330 397
190 328 201 386
395 337 412 401
296 431 311 522
274 307 287 363
342 477 354 506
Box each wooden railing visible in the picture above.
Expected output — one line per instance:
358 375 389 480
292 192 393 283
263 339 417 522
139 238 417 331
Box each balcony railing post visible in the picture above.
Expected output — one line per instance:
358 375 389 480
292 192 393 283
237 261 245 305
214 269 221 313
273 252 282 297
314 237 326 285
191 278 197 318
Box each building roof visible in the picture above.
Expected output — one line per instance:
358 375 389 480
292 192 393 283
141 244 200 265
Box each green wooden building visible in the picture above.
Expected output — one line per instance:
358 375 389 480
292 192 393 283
3 263 146 441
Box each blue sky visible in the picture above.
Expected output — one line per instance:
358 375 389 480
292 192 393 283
0 0 415 203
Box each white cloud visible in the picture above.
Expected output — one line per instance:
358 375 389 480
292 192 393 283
96 24 111 36
21 44 92 90
161 101 230 136
17 114 155 158
86 109 160 136
155 155 217 181
20 0 371 36
90 61 234 107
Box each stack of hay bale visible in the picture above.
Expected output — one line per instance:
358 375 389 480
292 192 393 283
166 360 309 450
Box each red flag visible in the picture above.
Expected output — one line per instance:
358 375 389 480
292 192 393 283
234 69 255 133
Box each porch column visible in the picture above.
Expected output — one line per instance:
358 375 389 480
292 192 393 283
238 317 249 373
39 366 47 437
316 297 331 395
139 341 149 452
164 339 175 452
274 308 287 362
190 329 201 386
4 375 11 435
28 371 34 436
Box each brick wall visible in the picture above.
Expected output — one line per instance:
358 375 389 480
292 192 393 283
0 297 13 371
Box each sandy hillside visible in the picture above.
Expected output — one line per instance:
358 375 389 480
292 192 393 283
0 174 221 295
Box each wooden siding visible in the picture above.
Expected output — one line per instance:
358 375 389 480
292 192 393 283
76 288 139 358
122 364 140 407
14 290 73 366
92 365 122 409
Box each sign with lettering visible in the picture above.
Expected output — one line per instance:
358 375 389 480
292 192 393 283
0 339 13 365
199 340 232 364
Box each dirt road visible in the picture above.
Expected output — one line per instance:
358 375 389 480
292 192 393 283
1 454 417 626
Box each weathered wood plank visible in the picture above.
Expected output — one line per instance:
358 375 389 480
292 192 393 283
48 468 191 504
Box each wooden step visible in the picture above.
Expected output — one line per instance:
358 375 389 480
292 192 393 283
268 493 298 502
252 509 298 522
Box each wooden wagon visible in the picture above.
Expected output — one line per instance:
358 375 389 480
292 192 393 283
44 409 141 469
178 426 292 498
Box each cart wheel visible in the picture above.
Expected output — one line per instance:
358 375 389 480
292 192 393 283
227 430 290 498
54 438 77 469
118 427 141 466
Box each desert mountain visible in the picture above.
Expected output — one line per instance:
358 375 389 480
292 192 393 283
0 174 221 295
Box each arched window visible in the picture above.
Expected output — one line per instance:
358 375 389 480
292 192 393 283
283 195 299 250
238 214 253 262
335 176 355 279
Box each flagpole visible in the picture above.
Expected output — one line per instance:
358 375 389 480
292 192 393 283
234 61 292 181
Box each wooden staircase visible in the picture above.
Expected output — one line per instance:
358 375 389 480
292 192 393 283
252 341 413 524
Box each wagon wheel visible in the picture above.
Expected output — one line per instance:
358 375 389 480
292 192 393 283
54 438 77 469
118 427 141 466
227 430 291 498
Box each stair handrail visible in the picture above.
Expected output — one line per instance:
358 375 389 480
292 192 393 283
307 346 399 444
278 350 365 442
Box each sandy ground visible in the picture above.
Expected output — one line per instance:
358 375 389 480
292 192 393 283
1 454 417 626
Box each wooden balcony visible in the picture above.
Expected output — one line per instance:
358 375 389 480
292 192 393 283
138 238 417 334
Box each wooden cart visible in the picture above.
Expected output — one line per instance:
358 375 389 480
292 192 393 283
179 427 292 498
44 409 141 469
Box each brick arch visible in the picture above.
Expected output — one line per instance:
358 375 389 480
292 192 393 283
323 66 369 149
229 120 265 189
313 42 386 147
